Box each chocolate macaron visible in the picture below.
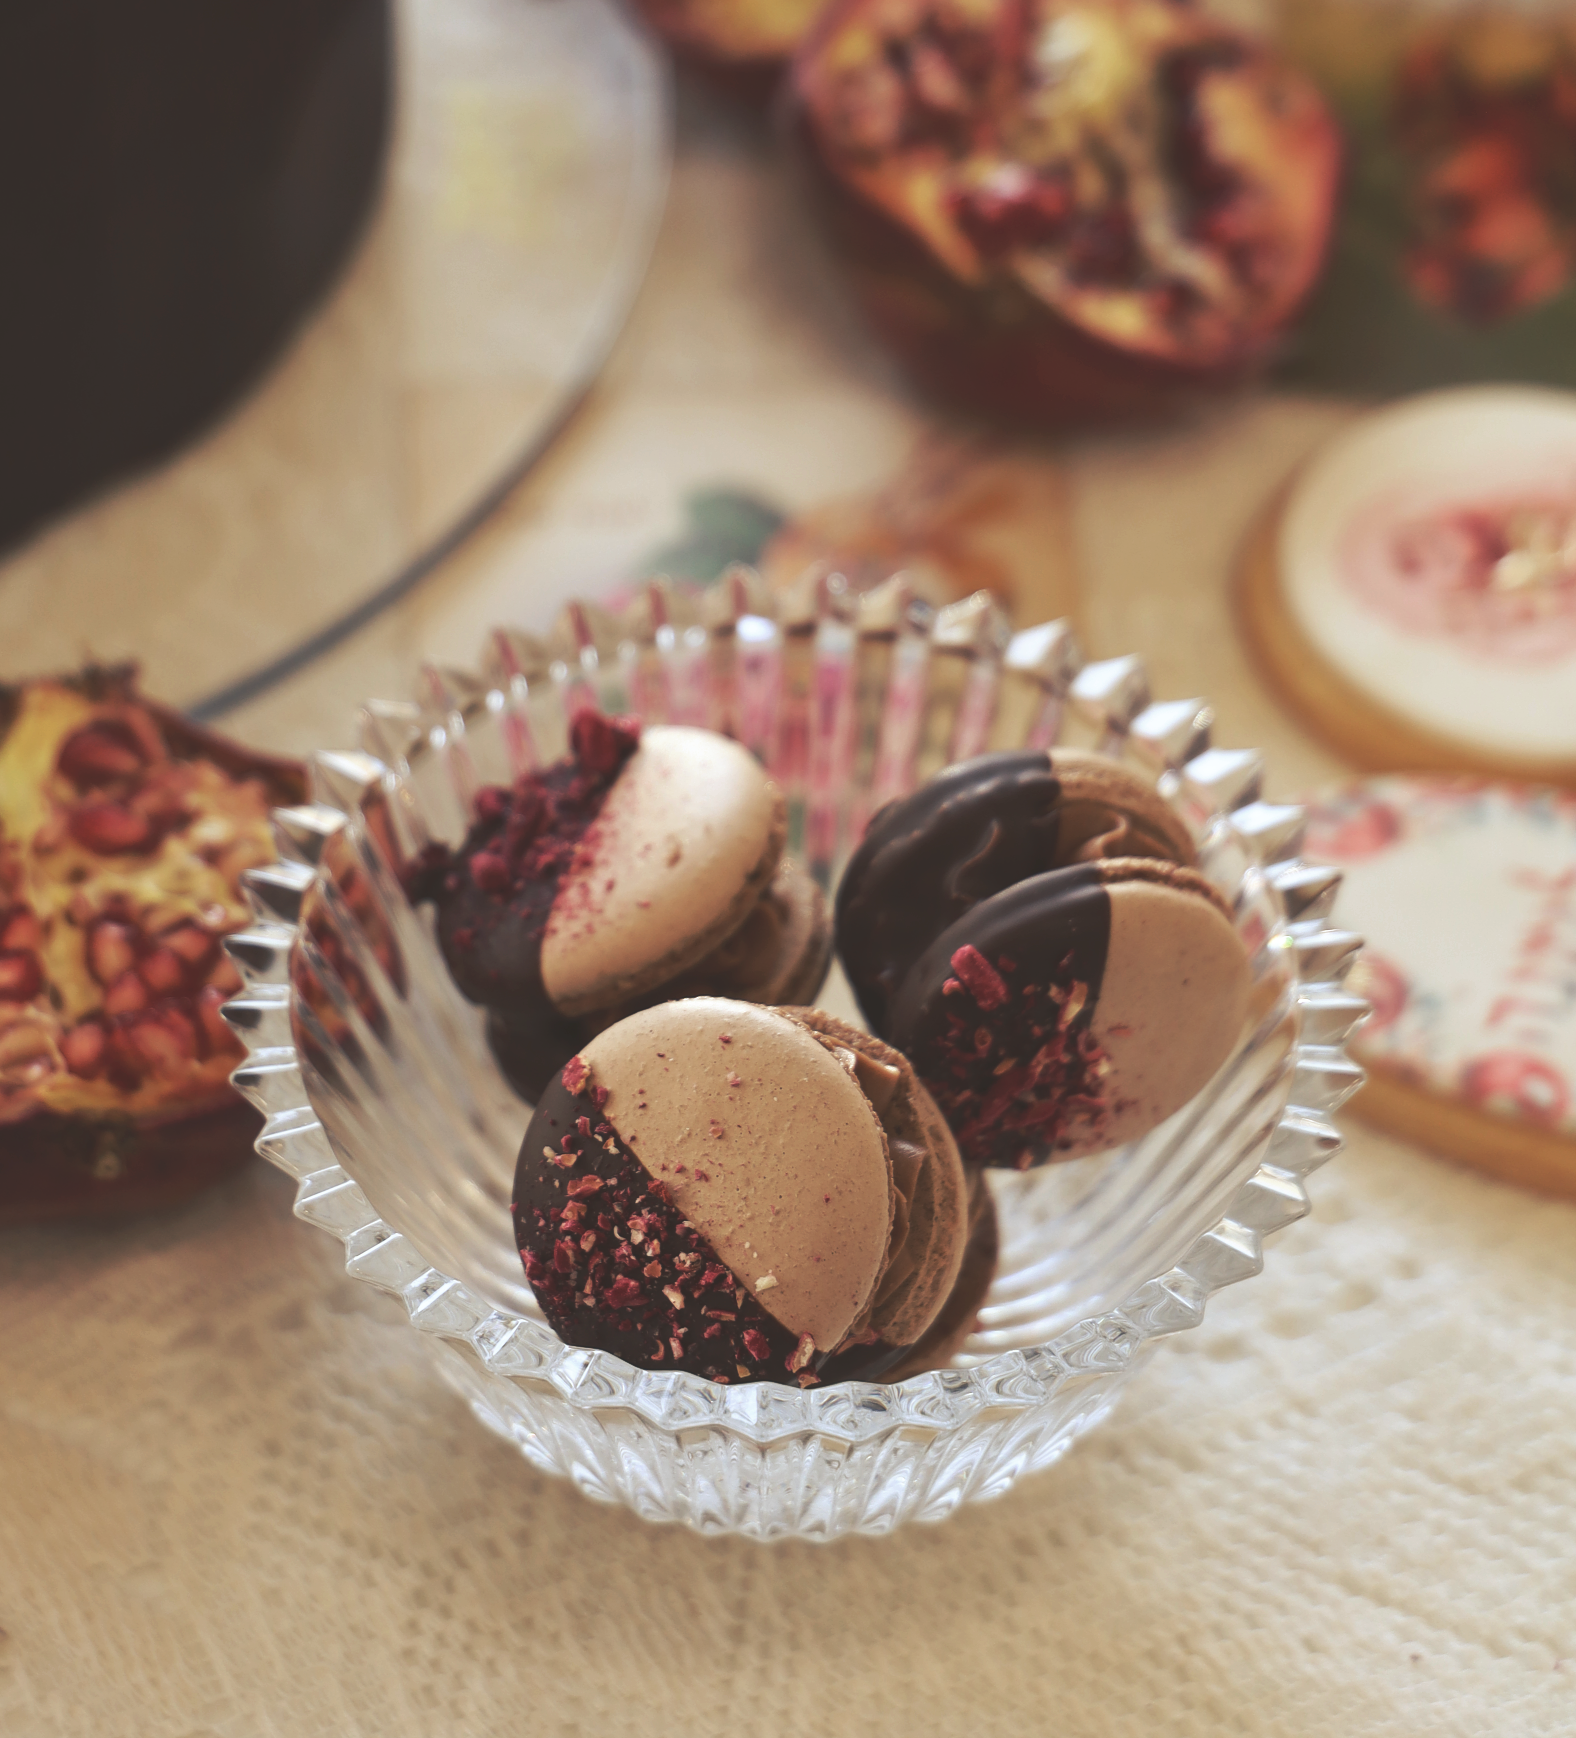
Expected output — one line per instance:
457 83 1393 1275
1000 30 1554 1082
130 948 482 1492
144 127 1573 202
512 997 976 1386
420 714 831 1097
888 858 1252 1170
837 749 1196 1036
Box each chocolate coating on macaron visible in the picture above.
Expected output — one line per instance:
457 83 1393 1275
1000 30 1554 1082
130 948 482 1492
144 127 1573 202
513 998 974 1385
889 858 1251 1169
837 749 1195 1034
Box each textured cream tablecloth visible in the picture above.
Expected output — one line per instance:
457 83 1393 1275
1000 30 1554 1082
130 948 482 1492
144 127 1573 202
4 89 1576 1738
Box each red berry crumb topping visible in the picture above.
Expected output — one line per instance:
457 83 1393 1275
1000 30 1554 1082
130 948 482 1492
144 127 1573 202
922 945 1111 1169
514 1064 814 1385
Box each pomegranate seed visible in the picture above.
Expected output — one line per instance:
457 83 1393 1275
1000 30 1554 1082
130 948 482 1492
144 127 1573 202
138 948 186 996
123 1007 199 1073
0 951 43 1002
196 984 238 1055
0 1022 54 1076
61 1021 108 1076
0 908 40 952
87 921 139 985
103 971 150 1015
57 720 149 788
69 802 156 855
161 923 216 968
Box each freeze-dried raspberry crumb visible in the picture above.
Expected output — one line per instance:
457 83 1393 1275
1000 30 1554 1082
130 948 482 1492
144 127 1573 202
514 1081 810 1385
570 710 641 780
918 951 1111 1168
949 944 1007 1010
561 1054 589 1095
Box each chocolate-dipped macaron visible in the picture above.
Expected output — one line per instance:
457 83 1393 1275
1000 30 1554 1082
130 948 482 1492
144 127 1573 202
417 715 831 1097
512 997 976 1386
889 859 1252 1170
836 749 1196 1036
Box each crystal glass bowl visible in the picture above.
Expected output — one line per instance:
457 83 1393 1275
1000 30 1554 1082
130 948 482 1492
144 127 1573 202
222 580 1366 1540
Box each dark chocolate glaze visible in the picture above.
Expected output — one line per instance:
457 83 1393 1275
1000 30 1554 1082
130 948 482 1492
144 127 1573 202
889 864 1115 1170
515 1063 839 1386
836 752 1062 1034
486 1005 588 1105
0 0 391 550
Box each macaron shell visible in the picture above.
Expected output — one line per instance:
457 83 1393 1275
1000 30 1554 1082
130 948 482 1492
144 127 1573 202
837 748 1196 1035
1047 749 1197 865
581 998 892 1352
541 727 785 1016
889 859 1249 1166
836 751 1067 1033
884 1174 999 1382
752 857 834 1006
779 1008 969 1351
1092 875 1252 1149
662 854 832 1008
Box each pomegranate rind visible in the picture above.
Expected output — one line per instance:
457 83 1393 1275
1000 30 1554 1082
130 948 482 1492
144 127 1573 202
790 0 1343 421
0 1100 263 1228
0 668 304 1220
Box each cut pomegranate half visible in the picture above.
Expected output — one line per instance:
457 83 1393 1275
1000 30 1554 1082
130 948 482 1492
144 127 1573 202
790 0 1343 423
0 668 303 1223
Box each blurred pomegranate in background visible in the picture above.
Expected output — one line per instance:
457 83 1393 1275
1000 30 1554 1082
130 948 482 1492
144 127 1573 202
631 0 827 95
788 0 1342 426
1394 21 1576 325
1275 4 1576 394
0 670 303 1224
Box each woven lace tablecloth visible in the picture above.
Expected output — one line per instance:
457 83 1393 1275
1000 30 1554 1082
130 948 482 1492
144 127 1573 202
3 88 1575 1738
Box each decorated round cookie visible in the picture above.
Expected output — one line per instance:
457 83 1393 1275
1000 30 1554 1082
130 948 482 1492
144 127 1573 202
1304 777 1576 1197
1237 387 1576 786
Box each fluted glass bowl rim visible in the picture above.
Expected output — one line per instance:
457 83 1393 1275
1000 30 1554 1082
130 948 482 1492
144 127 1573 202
225 777 1358 1452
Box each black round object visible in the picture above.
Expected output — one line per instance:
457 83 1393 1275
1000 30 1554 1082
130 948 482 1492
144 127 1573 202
0 0 392 551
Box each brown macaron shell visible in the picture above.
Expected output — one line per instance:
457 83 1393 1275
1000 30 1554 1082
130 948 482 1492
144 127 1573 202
573 999 893 1353
885 1172 999 1382
779 1007 970 1354
659 854 832 1009
541 728 787 1018
1089 861 1251 1152
1047 750 1196 867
